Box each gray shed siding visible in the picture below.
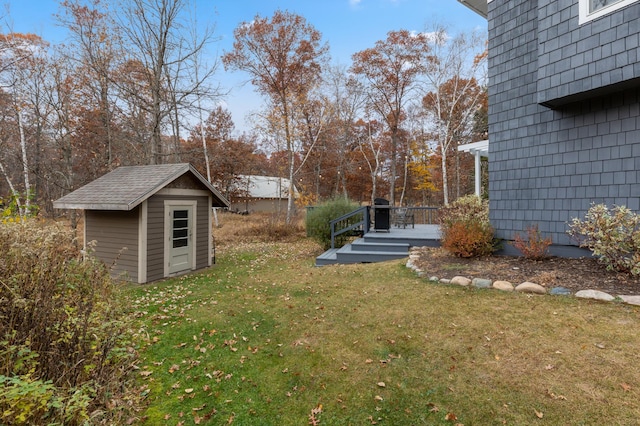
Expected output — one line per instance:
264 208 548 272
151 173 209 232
488 0 640 250
146 194 211 282
86 209 139 282
195 195 211 268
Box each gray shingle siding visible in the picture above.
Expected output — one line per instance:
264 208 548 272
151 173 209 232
536 0 640 107
488 0 640 249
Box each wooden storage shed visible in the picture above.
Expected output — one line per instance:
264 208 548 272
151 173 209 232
54 163 229 283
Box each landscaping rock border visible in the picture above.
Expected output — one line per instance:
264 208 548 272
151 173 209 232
405 248 640 306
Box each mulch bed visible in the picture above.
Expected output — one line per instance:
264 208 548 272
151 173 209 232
411 247 640 296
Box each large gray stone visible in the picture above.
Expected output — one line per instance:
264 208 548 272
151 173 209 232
515 282 546 294
549 287 572 296
574 290 615 302
472 278 493 289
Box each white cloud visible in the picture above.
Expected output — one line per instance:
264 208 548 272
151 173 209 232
349 0 362 8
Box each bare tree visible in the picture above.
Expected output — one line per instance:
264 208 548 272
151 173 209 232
351 30 432 206
117 0 218 164
324 65 365 198
58 0 119 169
0 33 51 216
421 27 487 205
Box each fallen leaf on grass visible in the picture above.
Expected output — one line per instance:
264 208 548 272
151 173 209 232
374 395 383 402
169 364 180 373
534 409 544 419
546 389 567 400
445 412 457 421
377 382 386 388
139 371 153 377
185 388 194 393
308 404 323 426
621 382 632 392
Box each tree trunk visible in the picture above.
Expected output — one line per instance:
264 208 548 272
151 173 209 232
389 130 397 206
282 97 295 224
441 147 449 206
17 110 30 215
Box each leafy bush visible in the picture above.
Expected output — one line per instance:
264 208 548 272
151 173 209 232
306 198 360 249
1 190 38 221
439 195 495 257
512 224 552 260
568 204 640 275
0 220 140 425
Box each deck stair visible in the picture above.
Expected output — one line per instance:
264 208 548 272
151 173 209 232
315 224 440 266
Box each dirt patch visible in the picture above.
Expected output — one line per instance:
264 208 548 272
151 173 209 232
411 247 640 296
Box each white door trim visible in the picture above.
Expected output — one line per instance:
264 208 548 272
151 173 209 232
164 200 197 277
138 200 148 283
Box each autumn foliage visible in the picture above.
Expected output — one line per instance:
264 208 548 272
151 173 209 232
0 220 139 425
439 195 495 257
512 224 552 260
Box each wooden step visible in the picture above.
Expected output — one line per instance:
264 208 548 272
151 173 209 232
315 248 338 266
350 238 409 253
335 244 408 264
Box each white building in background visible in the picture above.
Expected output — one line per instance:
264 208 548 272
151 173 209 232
229 175 298 214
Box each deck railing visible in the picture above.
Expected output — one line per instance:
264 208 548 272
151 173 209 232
395 206 440 225
329 206 370 249
328 206 440 249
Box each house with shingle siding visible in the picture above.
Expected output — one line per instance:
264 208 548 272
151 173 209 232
457 0 640 255
54 163 229 283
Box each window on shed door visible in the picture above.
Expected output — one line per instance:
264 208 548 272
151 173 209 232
580 0 638 23
172 209 189 248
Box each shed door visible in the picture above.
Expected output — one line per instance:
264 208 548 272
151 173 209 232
168 205 193 274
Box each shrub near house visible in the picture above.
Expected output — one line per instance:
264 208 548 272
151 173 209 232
568 204 640 276
306 198 360 250
439 195 496 258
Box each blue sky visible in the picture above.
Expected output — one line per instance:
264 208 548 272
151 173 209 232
5 0 487 133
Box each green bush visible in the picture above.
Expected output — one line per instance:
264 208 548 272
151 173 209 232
568 204 640 276
439 195 495 257
306 198 360 250
0 220 140 425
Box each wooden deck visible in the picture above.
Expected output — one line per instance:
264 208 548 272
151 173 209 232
315 224 441 266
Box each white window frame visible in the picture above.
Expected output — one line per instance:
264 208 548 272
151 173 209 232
579 0 638 24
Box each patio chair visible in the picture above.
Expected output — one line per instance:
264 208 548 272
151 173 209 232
393 208 414 229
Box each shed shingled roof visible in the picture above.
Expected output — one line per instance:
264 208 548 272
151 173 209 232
53 163 229 211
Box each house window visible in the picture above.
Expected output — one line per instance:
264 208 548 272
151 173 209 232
579 0 638 24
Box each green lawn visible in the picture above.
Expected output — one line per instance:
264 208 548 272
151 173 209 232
127 240 640 425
